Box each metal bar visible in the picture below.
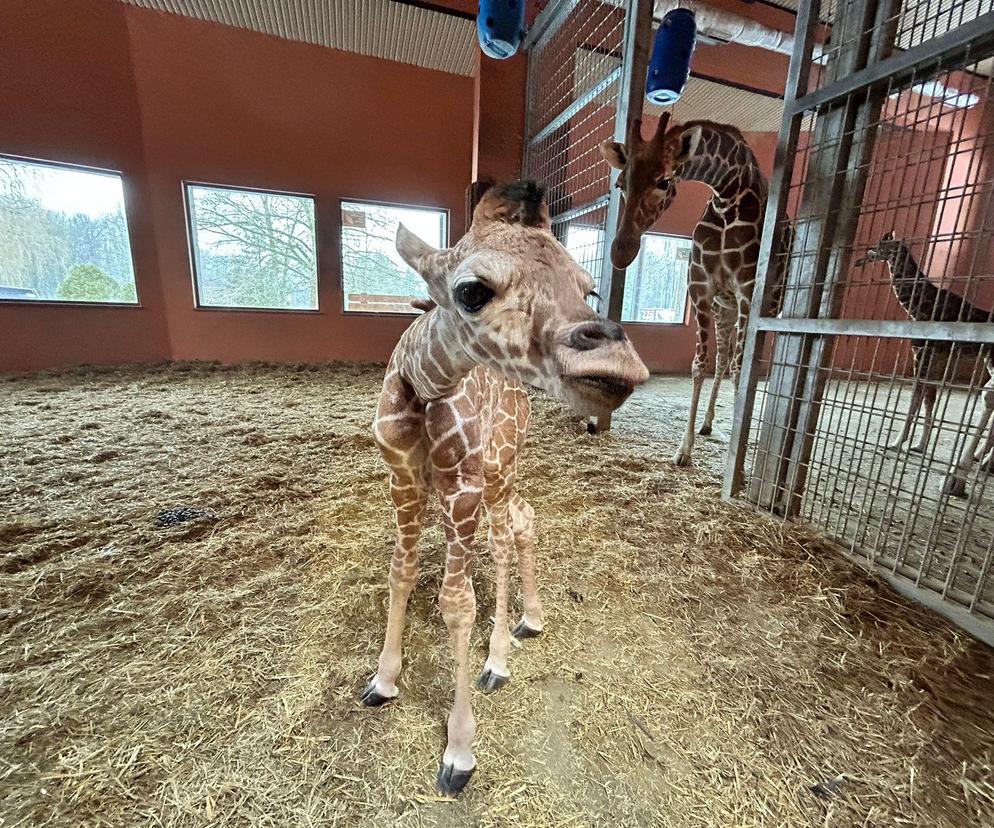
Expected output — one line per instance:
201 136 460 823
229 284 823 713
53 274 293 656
788 9 994 117
523 0 580 52
756 317 994 343
833 540 994 648
601 0 653 323
549 194 611 225
528 66 623 147
749 0 897 514
723 0 821 501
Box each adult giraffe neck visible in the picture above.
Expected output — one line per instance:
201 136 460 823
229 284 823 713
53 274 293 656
674 123 767 209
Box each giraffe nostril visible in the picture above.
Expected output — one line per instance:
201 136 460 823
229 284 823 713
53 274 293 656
568 320 625 351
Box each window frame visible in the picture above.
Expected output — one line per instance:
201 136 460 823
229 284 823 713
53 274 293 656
337 196 449 318
620 231 693 327
183 180 322 314
0 152 141 308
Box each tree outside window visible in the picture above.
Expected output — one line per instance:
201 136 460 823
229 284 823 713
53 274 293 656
187 184 318 311
0 156 137 303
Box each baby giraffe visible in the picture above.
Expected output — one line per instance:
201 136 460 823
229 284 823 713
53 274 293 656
361 181 649 796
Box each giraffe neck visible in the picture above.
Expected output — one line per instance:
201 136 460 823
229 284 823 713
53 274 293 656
886 244 944 321
395 309 479 400
675 122 767 211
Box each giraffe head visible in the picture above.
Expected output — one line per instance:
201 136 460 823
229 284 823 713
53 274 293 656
396 181 649 416
855 231 916 276
599 114 703 268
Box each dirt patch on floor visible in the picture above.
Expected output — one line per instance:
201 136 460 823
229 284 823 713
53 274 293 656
1 362 992 826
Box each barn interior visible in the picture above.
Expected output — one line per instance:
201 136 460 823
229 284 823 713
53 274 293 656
3 0 994 825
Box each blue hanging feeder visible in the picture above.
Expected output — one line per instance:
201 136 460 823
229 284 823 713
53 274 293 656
646 8 697 106
477 0 526 60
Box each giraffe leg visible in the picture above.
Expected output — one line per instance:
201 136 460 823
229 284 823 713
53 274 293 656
699 303 736 437
888 383 924 451
675 298 711 466
910 384 937 453
436 495 482 795
476 494 514 693
359 466 428 706
730 292 751 389
509 493 543 640
426 398 484 797
944 379 994 498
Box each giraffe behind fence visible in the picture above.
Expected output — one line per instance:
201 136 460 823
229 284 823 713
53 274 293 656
856 231 994 496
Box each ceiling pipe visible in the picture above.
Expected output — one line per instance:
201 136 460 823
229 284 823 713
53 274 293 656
652 0 826 63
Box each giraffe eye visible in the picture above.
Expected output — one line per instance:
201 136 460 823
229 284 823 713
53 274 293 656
655 176 672 189
453 278 494 313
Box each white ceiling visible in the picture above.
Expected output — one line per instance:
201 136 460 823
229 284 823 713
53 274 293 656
645 76 785 131
117 0 478 76
574 47 786 133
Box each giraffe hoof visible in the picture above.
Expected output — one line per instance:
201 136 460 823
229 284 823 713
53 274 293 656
475 668 510 694
942 476 967 498
358 680 395 708
910 444 925 454
511 618 543 640
698 424 712 436
437 763 475 797
673 450 693 467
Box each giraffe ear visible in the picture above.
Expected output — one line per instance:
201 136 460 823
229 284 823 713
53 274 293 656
396 224 438 273
883 230 895 241
677 125 703 163
600 141 628 170
396 224 451 306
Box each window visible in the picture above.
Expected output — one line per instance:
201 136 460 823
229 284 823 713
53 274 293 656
186 184 318 311
621 233 692 323
340 201 447 314
0 156 137 303
565 226 691 324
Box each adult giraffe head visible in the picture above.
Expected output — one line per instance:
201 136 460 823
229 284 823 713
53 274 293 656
599 113 704 268
395 180 649 416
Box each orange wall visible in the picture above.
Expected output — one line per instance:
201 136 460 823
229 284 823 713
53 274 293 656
0 0 474 371
0 0 171 371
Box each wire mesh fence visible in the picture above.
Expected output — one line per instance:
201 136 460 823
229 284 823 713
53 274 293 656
523 0 628 294
730 0 994 642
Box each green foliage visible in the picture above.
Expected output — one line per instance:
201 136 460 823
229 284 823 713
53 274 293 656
57 264 119 302
0 159 138 302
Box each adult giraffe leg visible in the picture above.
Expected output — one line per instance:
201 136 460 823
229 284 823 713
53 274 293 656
889 346 928 452
509 492 542 640
426 397 484 797
675 291 711 467
699 302 736 437
944 376 994 498
910 383 937 453
730 291 751 388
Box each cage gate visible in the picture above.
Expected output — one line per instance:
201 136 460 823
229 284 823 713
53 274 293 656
727 0 994 645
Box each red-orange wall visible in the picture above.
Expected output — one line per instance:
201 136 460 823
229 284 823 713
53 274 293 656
0 0 474 371
0 0 171 372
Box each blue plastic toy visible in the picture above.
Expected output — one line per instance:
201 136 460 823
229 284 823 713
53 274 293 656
477 0 526 60
646 9 697 106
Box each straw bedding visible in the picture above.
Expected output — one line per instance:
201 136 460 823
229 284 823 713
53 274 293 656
2 362 992 827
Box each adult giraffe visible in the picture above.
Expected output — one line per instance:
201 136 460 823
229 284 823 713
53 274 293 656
601 114 789 466
361 181 649 796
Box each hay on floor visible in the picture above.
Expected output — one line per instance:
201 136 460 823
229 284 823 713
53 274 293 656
1 362 992 827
